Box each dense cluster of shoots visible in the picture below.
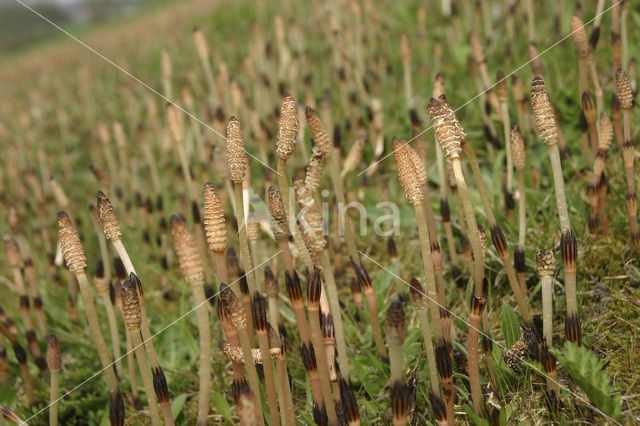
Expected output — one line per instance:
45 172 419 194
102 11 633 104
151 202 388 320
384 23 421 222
57 211 124 425
511 125 528 295
170 215 210 426
47 335 61 426
615 68 639 250
531 76 580 345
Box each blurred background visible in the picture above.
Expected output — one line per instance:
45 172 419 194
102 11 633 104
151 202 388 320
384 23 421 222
0 0 158 53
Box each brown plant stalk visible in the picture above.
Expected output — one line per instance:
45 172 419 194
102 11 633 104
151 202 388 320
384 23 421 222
252 293 280 425
47 335 61 426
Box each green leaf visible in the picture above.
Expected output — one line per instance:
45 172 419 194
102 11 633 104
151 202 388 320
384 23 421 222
501 302 521 347
464 405 490 426
171 393 188 419
551 342 622 422
212 390 233 422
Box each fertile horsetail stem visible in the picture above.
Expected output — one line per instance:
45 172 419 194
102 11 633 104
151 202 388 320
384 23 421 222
511 125 528 296
171 215 210 426
121 277 162 426
531 76 580 345
251 292 280 425
57 211 124 426
536 250 555 348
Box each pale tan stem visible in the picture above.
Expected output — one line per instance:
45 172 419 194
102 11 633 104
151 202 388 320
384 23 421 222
276 357 295 426
541 277 553 347
413 204 443 339
451 160 484 296
501 103 513 194
257 332 279 425
125 328 140 405
277 240 295 275
130 330 162 426
327 156 357 260
467 314 482 415
309 306 338 425
277 158 314 270
112 240 163 369
234 183 259 293
75 272 119 394
103 297 122 373
320 251 350 379
517 170 526 248
192 284 211 425
49 370 60 426
417 311 439 394
238 328 264 424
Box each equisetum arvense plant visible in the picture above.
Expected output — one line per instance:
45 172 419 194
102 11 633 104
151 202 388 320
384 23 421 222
531 76 580 345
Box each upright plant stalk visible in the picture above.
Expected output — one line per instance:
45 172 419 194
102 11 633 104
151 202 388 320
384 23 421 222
571 16 590 101
511 126 528 296
171 216 210 426
536 250 555 348
2 235 45 371
582 92 598 159
252 293 280 425
97 191 168 390
497 70 515 222
275 94 314 271
284 269 325 412
57 212 124 426
226 117 257 338
615 69 639 250
436 94 532 324
121 277 162 426
47 335 61 426
307 269 338 425
269 327 295 426
264 268 279 333
399 34 413 111
219 283 264 424
89 205 122 371
235 381 262 426
427 98 484 297
386 299 407 426
531 76 580 345
467 279 487 415
593 113 614 233
407 280 439 397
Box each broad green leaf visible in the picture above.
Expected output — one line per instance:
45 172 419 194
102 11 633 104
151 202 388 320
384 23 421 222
501 302 521 347
171 393 188 419
551 342 622 422
212 390 232 422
